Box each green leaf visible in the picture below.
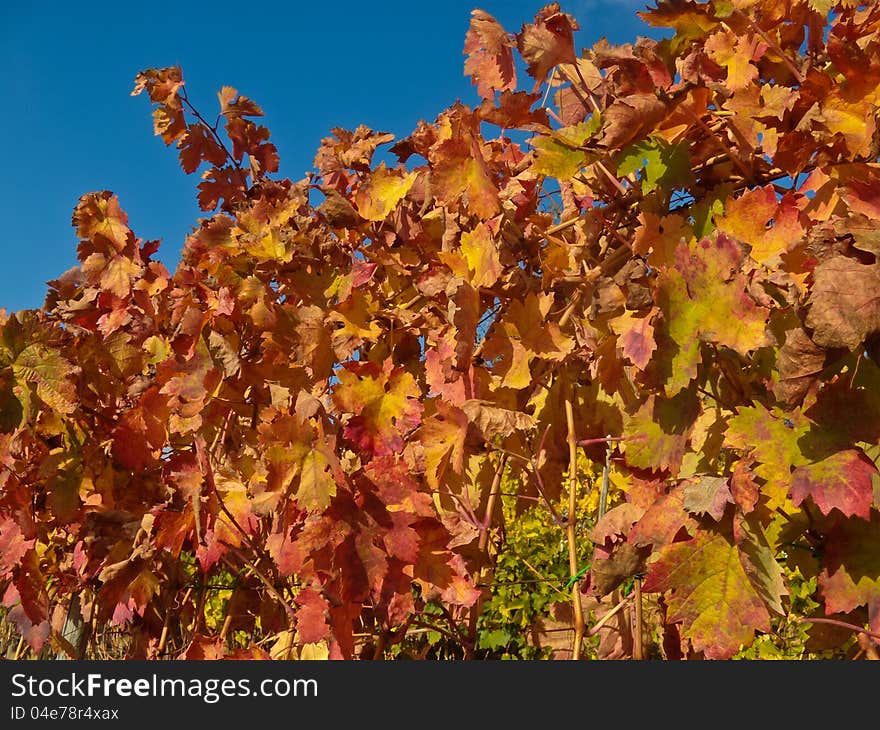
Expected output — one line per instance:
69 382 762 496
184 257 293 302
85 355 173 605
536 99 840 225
656 234 770 395
530 117 600 179
479 628 513 651
623 390 701 474
617 137 692 194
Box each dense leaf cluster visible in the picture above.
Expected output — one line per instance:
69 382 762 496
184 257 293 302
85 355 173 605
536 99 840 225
2 0 880 659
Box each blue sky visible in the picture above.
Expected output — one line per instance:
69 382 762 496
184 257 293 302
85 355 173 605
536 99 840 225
0 0 656 313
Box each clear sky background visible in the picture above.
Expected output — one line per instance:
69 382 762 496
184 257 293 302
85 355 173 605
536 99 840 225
0 0 658 313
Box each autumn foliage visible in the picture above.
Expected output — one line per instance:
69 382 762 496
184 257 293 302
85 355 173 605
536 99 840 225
3 0 880 660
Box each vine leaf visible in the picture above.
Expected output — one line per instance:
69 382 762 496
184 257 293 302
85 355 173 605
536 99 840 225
790 449 878 520
516 3 578 87
733 512 787 616
418 401 469 491
629 483 697 549
0 517 34 576
530 119 599 179
296 448 338 514
609 308 657 370
617 137 692 194
704 29 764 91
295 588 331 644
355 164 417 221
774 327 827 405
819 512 880 634
682 475 732 522
805 257 880 350
11 345 79 416
463 10 516 99
431 138 500 219
642 522 771 659
72 191 132 252
674 234 770 355
716 185 803 266
458 222 502 289
623 391 701 474
332 359 423 458
725 403 809 509
656 234 771 396
178 123 228 174
460 399 536 440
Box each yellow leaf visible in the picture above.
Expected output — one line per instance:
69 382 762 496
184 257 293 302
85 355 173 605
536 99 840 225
355 163 417 221
243 227 291 263
328 290 383 358
431 138 500 219
704 31 760 92
530 119 599 179
820 91 877 157
459 223 501 288
269 630 295 660
716 185 803 266
298 641 330 660
100 255 141 297
297 448 336 512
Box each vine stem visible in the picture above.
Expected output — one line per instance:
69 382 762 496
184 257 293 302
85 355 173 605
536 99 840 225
732 12 804 84
372 632 388 661
157 605 172 656
480 456 508 540
180 88 241 170
588 595 632 636
465 455 508 659
598 436 612 521
541 67 557 108
858 634 880 660
564 378 585 660
797 617 880 643
194 434 272 572
578 436 628 447
221 550 296 620
531 426 569 528
632 579 644 660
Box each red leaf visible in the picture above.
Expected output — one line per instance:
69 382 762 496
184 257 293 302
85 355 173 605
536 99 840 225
295 588 331 644
195 528 226 573
629 483 697 549
0 516 34 577
197 166 250 211
180 634 226 660
790 449 878 519
332 359 423 458
178 123 228 174
730 461 760 513
463 10 516 99
2 587 50 653
383 512 421 563
516 3 578 87
819 512 880 634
